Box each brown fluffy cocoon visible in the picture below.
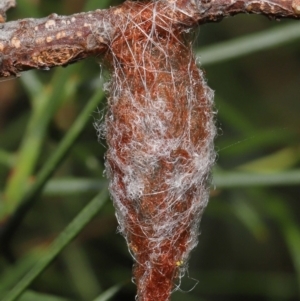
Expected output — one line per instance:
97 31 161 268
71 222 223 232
96 1 216 300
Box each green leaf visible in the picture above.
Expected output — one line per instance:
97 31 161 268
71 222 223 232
213 169 300 188
1 189 109 301
237 146 300 173
230 194 268 241
0 149 14 168
19 290 70 301
0 88 104 235
198 23 300 66
43 178 108 196
3 65 80 215
92 283 123 301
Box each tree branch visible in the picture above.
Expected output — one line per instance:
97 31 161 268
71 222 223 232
0 9 112 77
194 0 300 23
0 0 299 78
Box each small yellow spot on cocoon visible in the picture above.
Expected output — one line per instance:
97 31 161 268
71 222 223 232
84 23 91 27
34 26 38 31
11 37 21 48
293 0 300 14
175 260 184 267
0 42 4 51
76 32 82 37
246 4 252 11
46 36 53 43
71 17 76 22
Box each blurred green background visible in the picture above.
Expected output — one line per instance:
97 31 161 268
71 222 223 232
0 0 300 300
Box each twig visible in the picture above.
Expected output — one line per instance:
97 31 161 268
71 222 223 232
0 0 300 78
194 0 300 23
0 9 111 77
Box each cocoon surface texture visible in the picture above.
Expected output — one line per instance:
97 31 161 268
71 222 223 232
103 1 216 300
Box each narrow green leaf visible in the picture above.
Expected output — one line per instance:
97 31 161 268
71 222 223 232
0 251 42 294
198 23 300 66
0 149 14 168
265 198 300 294
0 88 104 240
231 195 268 241
237 146 300 172
92 283 123 301
20 72 43 105
250 190 300 296
40 169 300 198
213 169 300 188
1 189 109 301
3 66 80 215
44 178 108 196
61 243 102 299
19 290 70 301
